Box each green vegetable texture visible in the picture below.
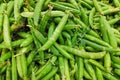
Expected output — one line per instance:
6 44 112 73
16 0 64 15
0 0 120 80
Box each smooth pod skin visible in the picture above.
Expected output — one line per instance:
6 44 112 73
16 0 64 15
33 0 45 26
3 14 12 50
61 45 106 59
96 67 104 80
40 14 68 50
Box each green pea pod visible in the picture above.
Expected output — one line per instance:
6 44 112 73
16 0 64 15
20 36 33 47
102 71 118 80
64 58 70 80
111 61 120 69
88 59 106 72
99 16 109 43
111 56 120 65
3 14 12 50
103 16 117 48
6 64 11 80
40 14 68 50
0 52 11 62
89 7 95 27
18 32 31 38
33 0 45 26
39 9 51 34
20 54 27 78
96 67 104 80
55 74 60 80
61 45 106 59
84 60 97 80
16 55 23 78
12 53 17 80
83 69 92 80
36 61 52 80
7 1 14 17
41 67 58 80
58 57 65 80
54 43 73 60
93 0 103 14
77 57 84 80
0 3 6 33
14 0 20 23
27 50 37 66
114 69 120 76
79 5 89 26
84 34 112 48
50 2 80 14
104 53 111 73
79 1 92 9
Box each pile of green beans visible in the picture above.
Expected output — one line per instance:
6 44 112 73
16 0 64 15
1 0 120 80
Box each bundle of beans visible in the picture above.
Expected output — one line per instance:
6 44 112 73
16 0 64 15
1 0 120 80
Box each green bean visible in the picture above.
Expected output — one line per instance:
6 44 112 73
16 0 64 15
88 59 106 71
96 67 104 80
102 71 118 80
33 0 45 26
12 53 17 80
7 1 14 17
84 60 97 80
114 69 120 75
104 53 111 73
40 14 68 50
61 45 106 59
3 14 12 50
89 8 95 27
